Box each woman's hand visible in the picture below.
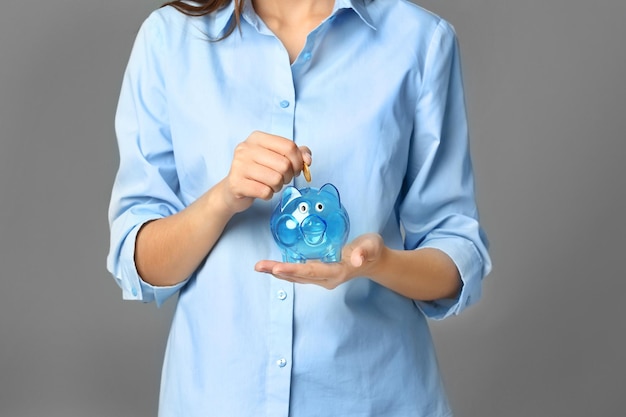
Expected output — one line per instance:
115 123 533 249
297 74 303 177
255 233 385 289
218 131 312 214
134 131 310 287
256 233 461 300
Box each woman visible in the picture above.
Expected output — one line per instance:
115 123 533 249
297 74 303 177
107 0 491 415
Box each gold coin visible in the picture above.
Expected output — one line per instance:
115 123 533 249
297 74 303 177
302 163 311 182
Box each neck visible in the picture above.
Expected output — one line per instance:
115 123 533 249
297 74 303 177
252 0 335 23
251 0 335 63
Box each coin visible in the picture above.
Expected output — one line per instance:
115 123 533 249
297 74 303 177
302 162 311 182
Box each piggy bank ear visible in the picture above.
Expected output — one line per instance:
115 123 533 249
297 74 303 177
319 183 341 203
280 186 302 211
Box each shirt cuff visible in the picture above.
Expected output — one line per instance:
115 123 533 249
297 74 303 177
414 237 484 320
116 220 188 307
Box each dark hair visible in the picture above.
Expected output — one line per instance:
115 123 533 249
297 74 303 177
161 0 243 40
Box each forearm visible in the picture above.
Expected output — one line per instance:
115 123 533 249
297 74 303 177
367 247 461 301
135 180 235 287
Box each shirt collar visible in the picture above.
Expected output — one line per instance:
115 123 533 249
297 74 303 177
333 0 376 30
213 0 377 35
211 2 237 36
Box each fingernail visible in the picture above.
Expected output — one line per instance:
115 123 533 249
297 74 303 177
352 255 364 268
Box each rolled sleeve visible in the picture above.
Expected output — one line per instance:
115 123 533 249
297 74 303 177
106 13 188 306
400 19 492 319
415 237 486 319
107 215 188 307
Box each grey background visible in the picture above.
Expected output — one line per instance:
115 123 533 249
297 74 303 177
1 0 624 416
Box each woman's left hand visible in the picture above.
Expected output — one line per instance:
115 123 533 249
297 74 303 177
255 233 385 289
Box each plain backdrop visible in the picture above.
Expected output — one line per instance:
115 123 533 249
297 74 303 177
1 1 624 416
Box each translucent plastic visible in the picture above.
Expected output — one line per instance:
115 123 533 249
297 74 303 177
270 183 350 263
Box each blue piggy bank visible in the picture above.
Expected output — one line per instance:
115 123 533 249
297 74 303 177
270 183 350 263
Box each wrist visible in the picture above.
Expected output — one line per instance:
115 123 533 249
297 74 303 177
208 179 246 218
365 244 392 281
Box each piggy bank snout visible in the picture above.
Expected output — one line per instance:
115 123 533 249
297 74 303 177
300 215 327 245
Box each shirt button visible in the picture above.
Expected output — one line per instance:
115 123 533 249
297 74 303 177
279 100 290 108
302 52 312 61
276 358 287 368
131 287 138 297
277 290 287 300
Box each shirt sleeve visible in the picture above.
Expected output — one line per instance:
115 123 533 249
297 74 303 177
399 19 492 320
106 14 189 307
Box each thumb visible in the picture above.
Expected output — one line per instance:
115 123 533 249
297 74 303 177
347 234 384 268
350 246 368 268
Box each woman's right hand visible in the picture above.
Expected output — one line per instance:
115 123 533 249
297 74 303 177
218 131 312 214
134 131 311 286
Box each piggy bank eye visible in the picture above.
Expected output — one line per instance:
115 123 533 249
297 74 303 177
298 202 309 213
315 202 324 212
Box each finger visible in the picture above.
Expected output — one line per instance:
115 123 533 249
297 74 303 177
298 147 312 182
247 156 292 191
299 146 312 166
255 260 280 273
271 262 315 278
350 248 366 268
248 132 304 175
230 177 275 201
256 262 315 285
232 149 293 194
274 262 341 283
235 142 291 180
230 157 277 195
255 261 322 280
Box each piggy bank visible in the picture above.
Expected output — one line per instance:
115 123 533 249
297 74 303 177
270 183 350 263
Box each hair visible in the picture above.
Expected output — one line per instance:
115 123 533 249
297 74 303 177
161 0 243 40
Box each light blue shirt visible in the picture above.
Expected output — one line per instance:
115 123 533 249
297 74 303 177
107 0 492 416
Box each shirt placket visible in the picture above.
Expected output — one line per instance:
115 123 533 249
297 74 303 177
266 40 297 417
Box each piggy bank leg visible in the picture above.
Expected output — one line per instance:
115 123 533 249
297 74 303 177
321 250 341 263
282 249 306 264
